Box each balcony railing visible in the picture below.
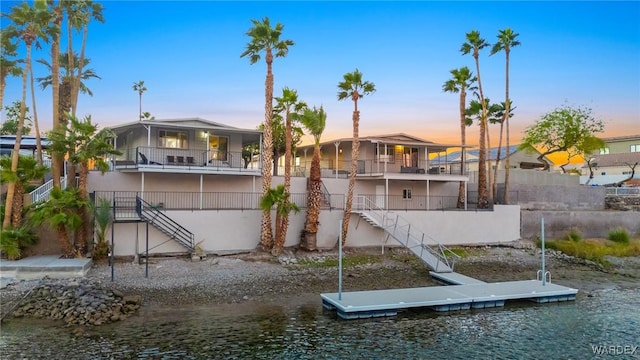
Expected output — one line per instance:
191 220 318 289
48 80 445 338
113 146 260 173
298 158 469 178
94 191 345 211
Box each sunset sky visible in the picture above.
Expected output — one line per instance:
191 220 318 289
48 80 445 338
1 1 639 146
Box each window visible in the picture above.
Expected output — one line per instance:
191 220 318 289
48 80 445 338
599 147 610 154
630 144 640 152
402 189 412 199
159 130 188 148
374 147 395 163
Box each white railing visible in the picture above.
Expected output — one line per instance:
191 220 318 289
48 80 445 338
29 177 67 203
606 187 640 196
353 196 460 272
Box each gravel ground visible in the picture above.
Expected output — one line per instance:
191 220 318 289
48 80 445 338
2 242 639 315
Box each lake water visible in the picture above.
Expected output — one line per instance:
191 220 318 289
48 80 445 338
1 288 638 359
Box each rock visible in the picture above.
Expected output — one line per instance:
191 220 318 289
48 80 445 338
123 295 142 305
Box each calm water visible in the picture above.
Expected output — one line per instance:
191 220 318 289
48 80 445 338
1 289 638 359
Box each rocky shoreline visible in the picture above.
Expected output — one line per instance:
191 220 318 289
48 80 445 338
2 244 639 326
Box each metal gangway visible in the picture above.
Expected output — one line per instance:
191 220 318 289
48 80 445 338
353 196 459 273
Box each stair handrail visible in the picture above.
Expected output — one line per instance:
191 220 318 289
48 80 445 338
320 180 332 208
355 195 459 271
29 176 67 203
135 196 195 250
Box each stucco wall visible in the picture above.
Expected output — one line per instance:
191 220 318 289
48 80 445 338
521 210 640 240
107 205 521 256
499 183 605 211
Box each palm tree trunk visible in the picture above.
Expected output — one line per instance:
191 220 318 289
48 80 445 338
51 4 62 189
474 56 489 209
259 53 274 250
457 90 466 208
493 122 505 203
76 165 90 256
302 145 321 250
342 108 359 245
504 51 512 205
3 44 31 229
486 120 493 203
277 111 293 254
29 65 43 167
11 183 24 228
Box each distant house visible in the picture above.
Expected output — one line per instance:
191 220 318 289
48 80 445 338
0 135 51 157
582 135 640 186
430 144 551 174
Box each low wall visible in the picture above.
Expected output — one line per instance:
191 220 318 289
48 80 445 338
501 183 605 211
521 210 640 240
108 206 521 256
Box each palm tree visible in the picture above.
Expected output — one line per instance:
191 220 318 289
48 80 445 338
63 0 104 116
30 187 87 257
132 80 146 120
299 106 327 250
0 26 23 111
260 185 300 256
491 28 520 204
442 66 477 208
37 52 101 95
48 0 63 189
337 69 375 245
3 1 51 229
489 100 516 201
273 88 306 251
47 114 120 254
241 17 294 251
461 30 490 209
0 155 48 227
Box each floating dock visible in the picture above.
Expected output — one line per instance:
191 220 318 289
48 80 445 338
321 273 578 320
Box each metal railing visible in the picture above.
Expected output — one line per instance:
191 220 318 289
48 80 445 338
606 187 640 196
353 196 460 272
136 196 195 251
112 146 260 172
297 158 470 178
28 177 67 203
95 191 346 211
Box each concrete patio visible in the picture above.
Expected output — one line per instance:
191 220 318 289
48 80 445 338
0 255 92 288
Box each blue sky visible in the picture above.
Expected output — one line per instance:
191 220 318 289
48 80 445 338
2 1 639 145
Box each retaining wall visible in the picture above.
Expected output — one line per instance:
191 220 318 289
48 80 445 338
521 210 640 240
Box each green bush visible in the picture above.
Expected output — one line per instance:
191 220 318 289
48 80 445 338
608 228 630 244
566 229 582 242
0 227 38 260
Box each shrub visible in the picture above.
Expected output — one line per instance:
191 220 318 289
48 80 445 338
608 228 630 244
0 227 39 260
566 229 582 242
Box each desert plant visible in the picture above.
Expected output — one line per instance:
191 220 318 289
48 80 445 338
566 229 582 242
608 227 630 244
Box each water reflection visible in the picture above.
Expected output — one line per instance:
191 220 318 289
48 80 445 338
1 290 638 359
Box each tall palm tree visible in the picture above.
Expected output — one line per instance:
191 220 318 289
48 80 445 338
0 26 23 111
299 106 327 251
491 28 520 204
132 80 146 120
47 0 63 189
489 100 516 201
36 52 101 95
461 30 490 209
442 66 477 208
3 1 51 229
273 88 306 252
63 0 103 116
241 17 294 250
337 69 375 245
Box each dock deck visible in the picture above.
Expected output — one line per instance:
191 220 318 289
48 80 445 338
321 276 578 320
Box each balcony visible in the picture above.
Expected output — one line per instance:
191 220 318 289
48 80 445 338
113 146 261 175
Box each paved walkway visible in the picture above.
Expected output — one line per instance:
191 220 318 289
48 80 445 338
0 255 92 288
